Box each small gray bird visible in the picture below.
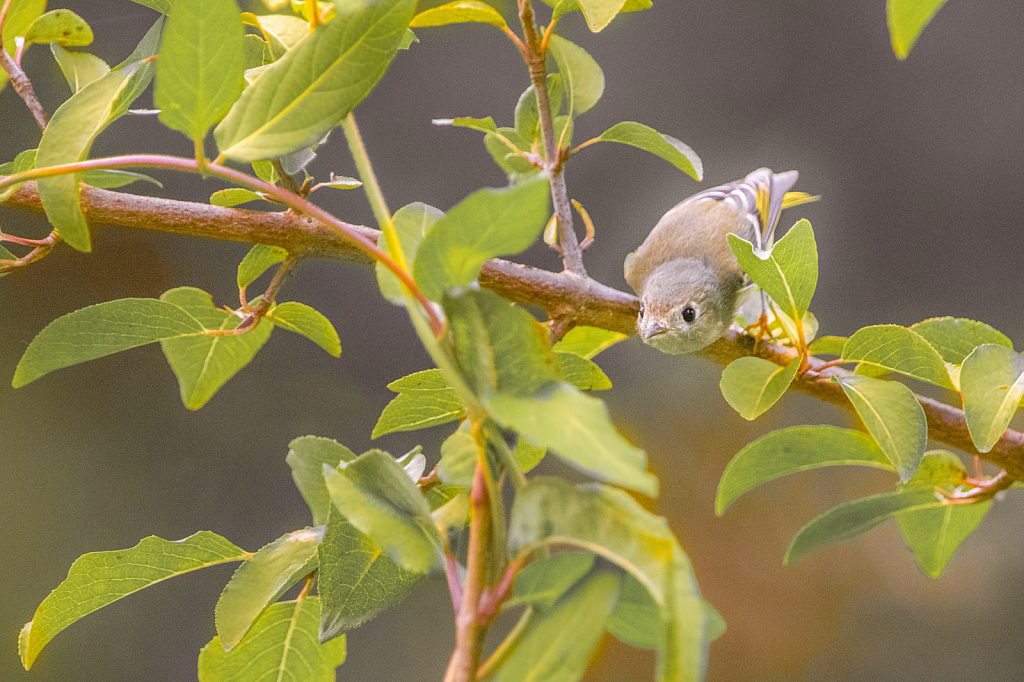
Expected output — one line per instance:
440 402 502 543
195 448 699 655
624 168 815 354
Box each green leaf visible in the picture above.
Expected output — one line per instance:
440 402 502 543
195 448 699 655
719 356 799 420
13 298 207 388
716 425 895 515
50 44 110 93
414 178 550 301
435 115 498 134
20 531 247 670
410 0 507 28
237 244 288 288
887 0 949 59
438 421 476 487
287 436 357 526
318 504 423 641
487 384 658 495
35 67 139 251
130 0 173 13
251 159 277 184
2 0 46 56
514 74 565 142
483 127 538 180
897 500 990 578
547 34 604 115
24 9 92 46
372 369 466 438
0 243 16 260
836 374 927 482
910 316 1013 365
159 287 273 410
108 17 164 122
960 344 1024 453
842 325 953 388
575 0 633 31
809 335 846 356
376 202 444 305
590 121 702 181
556 351 612 391
494 571 621 682
784 489 942 565
0 148 36 175
703 601 726 643
553 325 627 359
508 478 707 682
318 175 362 190
215 0 415 160
199 598 346 682
728 218 818 322
444 288 560 398
323 450 444 574
78 169 162 189
516 436 547 472
216 527 323 651
210 187 263 207
268 302 341 357
253 14 310 51
243 33 274 71
606 571 662 649
398 27 418 49
155 0 244 142
506 552 596 609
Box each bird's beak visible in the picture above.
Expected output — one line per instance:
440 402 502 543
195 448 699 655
642 322 668 340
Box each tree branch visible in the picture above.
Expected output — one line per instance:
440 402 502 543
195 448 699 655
4 180 1024 480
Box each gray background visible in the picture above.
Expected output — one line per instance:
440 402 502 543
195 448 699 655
3 1 1024 680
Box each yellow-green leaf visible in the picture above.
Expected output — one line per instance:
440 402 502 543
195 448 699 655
719 356 799 420
960 344 1024 453
590 121 702 180
268 301 341 357
887 0 949 60
24 9 92 46
410 0 507 28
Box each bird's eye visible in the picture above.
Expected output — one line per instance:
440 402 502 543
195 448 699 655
682 305 697 323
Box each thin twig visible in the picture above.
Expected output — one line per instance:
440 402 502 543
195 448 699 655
0 0 48 131
516 0 586 276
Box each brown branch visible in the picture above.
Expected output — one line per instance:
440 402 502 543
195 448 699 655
4 180 1024 479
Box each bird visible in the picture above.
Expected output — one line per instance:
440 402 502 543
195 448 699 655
624 168 816 354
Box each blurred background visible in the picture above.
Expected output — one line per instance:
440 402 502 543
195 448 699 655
3 0 1024 680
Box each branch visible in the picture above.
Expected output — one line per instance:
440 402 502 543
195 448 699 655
4 180 1024 479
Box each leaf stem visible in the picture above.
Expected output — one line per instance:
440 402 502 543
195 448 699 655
306 0 322 29
0 0 47 131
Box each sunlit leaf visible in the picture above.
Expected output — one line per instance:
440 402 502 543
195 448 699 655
437 421 476 487
842 325 953 388
493 571 620 682
728 219 817 322
286 436 357 526
836 374 927 482
13 298 206 388
410 0 507 28
960 344 1024 453
24 9 92 46
237 244 288 288
268 301 341 357
784 489 942 565
887 0 949 59
553 325 627 359
547 34 604 115
716 425 894 515
372 369 466 438
414 178 549 301
433 115 498 134
505 552 595 609
376 202 444 305
215 0 415 160
589 121 702 181
2 0 47 56
155 0 244 142
719 356 799 420
216 527 323 650
198 598 346 682
130 0 173 13
159 287 273 410
50 44 109 93
20 532 247 670
318 505 423 641
323 450 444 574
809 335 846 356
487 384 658 495
910 316 1013 365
